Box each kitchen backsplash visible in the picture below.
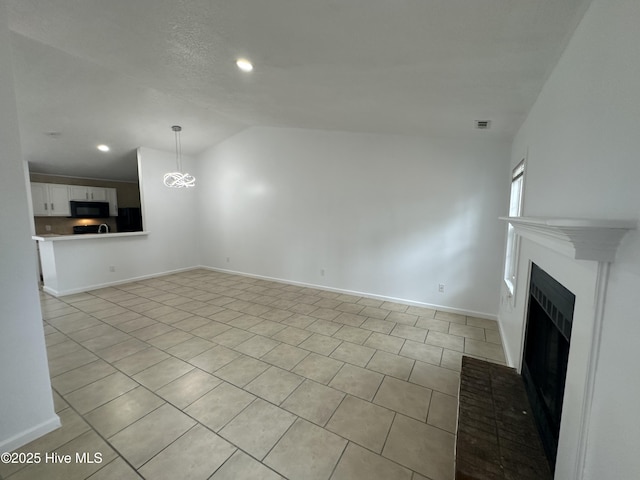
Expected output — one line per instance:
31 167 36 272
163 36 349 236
34 216 117 235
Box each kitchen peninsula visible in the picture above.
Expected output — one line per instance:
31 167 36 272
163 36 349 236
34 231 149 297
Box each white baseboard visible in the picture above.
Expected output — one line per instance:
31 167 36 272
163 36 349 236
0 415 60 453
41 262 498 320
200 265 498 320
42 266 200 297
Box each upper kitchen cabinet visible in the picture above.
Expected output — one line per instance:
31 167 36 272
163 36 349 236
69 185 108 201
32 182 119 218
30 183 47 216
31 183 71 216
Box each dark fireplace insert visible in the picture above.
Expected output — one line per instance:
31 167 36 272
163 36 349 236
522 263 575 472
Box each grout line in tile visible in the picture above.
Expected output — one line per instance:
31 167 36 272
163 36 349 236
50 383 154 476
369 373 387 404
326 438 349 480
135 423 203 472
255 412 301 467
423 389 435 424
378 410 397 457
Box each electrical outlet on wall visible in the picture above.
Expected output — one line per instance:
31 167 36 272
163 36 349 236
438 283 445 293
226 257 230 263
109 266 116 272
320 269 325 277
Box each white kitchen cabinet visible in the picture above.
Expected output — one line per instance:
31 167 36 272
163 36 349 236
69 185 108 201
31 183 49 217
88 187 108 201
31 183 71 216
106 188 118 216
49 184 71 215
32 182 118 217
30 183 48 216
69 185 88 200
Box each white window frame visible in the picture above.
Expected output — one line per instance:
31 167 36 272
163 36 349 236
504 158 525 298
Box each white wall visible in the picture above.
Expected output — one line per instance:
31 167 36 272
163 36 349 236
197 127 510 317
37 147 200 295
137 147 199 256
498 0 640 478
0 0 59 451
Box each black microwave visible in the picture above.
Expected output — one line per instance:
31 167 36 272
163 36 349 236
69 201 110 218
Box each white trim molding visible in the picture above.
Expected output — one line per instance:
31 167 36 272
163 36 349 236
499 217 636 262
202 266 498 320
0 415 60 453
40 266 199 297
573 261 610 480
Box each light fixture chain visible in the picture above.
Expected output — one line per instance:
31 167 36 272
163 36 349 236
179 129 183 172
173 125 182 172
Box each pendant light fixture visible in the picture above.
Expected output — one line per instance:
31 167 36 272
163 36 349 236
163 125 195 188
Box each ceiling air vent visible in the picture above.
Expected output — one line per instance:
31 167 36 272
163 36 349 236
475 120 491 130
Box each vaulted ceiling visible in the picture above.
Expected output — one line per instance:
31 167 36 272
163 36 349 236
6 0 591 181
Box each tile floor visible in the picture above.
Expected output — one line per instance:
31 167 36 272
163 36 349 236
0 269 506 480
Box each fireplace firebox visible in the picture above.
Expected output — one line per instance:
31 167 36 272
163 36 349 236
522 263 575 472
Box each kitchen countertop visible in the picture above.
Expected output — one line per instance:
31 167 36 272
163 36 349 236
33 231 148 241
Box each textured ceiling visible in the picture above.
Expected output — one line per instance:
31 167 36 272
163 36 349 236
6 0 591 181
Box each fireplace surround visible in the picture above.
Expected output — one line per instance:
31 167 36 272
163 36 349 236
498 216 635 479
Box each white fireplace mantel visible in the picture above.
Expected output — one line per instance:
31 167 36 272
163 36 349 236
500 216 637 263
499 215 636 480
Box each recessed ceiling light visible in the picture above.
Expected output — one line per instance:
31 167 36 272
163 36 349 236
97 144 110 152
236 58 253 72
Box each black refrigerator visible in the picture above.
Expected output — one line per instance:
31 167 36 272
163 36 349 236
116 208 143 232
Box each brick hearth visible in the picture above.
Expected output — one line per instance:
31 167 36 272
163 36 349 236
455 356 551 480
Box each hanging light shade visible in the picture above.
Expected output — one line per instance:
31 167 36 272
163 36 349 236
163 125 195 188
